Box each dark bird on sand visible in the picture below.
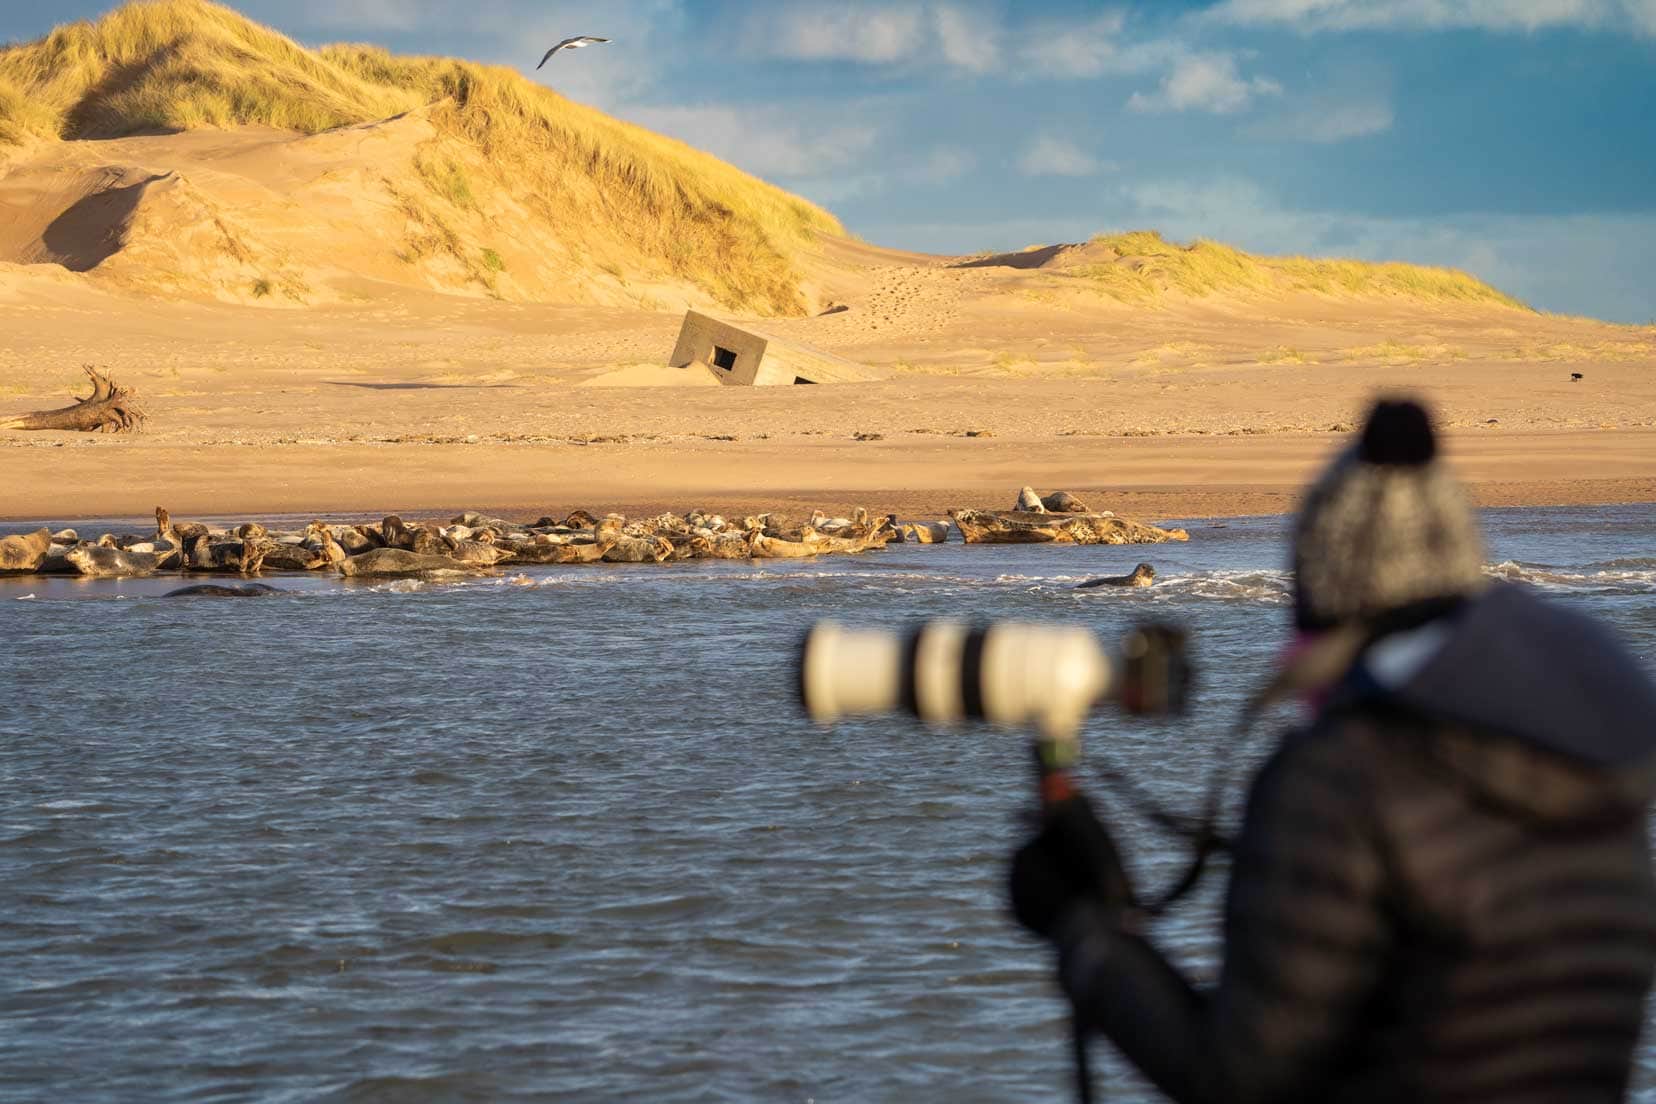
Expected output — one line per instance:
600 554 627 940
537 37 610 68
1571 372 1584 381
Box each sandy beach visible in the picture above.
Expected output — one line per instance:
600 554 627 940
2 263 1652 523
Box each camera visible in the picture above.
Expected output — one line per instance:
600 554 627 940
798 620 1191 738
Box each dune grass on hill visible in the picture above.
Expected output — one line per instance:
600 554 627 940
0 0 842 313
1073 231 1529 310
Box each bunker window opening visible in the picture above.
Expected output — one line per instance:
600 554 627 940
712 346 738 371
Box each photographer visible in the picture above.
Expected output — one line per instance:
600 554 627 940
1011 399 1656 1102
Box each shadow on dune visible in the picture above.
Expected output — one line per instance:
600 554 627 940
950 243 1071 270
39 172 171 271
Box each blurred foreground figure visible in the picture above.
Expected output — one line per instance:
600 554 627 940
1012 399 1656 1102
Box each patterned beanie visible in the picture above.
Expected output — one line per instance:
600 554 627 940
1292 399 1486 630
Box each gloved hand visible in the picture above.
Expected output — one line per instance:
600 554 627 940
1009 792 1134 940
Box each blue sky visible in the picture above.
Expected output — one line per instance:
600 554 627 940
6 0 1656 321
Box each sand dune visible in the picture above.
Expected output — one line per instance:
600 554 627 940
1 0 839 313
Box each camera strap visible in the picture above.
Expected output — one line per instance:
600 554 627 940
1092 625 1370 914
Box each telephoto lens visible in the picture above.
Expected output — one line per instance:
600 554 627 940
798 619 1189 734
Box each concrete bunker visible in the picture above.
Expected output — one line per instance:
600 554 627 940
668 310 874 386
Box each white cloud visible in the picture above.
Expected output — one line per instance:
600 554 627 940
788 174 888 207
738 3 929 63
1018 136 1113 177
1251 100 1395 141
288 0 425 31
622 104 879 179
738 3 933 63
1018 13 1134 78
933 4 999 72
905 146 977 183
1208 0 1656 35
736 2 1039 74
1127 53 1283 114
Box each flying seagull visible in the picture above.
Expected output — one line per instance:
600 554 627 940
537 36 610 69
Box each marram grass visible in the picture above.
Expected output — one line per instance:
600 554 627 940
0 0 842 313
1076 231 1528 310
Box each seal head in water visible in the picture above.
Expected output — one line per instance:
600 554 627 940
164 583 284 597
1076 563 1156 589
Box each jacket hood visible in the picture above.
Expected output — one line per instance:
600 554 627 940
1345 583 1656 822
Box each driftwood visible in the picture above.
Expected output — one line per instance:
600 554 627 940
0 366 146 433
950 509 1190 546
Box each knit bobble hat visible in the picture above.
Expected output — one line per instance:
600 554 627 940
1292 398 1486 631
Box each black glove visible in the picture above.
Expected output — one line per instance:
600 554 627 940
1009 793 1134 940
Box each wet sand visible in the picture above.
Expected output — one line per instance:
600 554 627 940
3 422 1652 523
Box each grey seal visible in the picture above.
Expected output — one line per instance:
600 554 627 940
65 545 165 578
338 548 487 577
164 583 285 597
1076 563 1156 589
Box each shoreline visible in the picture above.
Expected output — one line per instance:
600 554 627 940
3 429 1653 526
3 483 1651 531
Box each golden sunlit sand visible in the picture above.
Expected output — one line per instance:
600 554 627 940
2 0 1653 522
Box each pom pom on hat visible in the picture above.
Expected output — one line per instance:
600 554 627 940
1359 399 1436 465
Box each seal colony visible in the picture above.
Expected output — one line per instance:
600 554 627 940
0 489 1187 581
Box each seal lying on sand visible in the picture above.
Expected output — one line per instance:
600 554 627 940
259 542 324 572
1076 563 1156 589
1041 490 1090 514
746 528 823 559
0 527 51 573
164 583 285 597
65 545 166 578
596 517 674 564
304 522 348 569
338 548 488 577
897 520 951 544
189 535 270 575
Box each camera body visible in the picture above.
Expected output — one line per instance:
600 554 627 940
799 620 1190 739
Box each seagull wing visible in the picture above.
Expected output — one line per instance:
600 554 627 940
537 36 609 68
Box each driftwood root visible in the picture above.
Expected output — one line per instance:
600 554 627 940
0 366 146 433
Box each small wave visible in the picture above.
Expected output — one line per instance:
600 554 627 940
14 593 35 600
1165 569 1291 605
1148 569 1291 604
1486 561 1656 593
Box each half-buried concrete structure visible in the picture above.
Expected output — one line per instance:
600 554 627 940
668 310 874 386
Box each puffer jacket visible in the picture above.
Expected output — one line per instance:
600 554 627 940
1063 583 1656 1102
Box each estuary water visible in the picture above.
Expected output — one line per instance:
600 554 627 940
2 505 1654 1103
